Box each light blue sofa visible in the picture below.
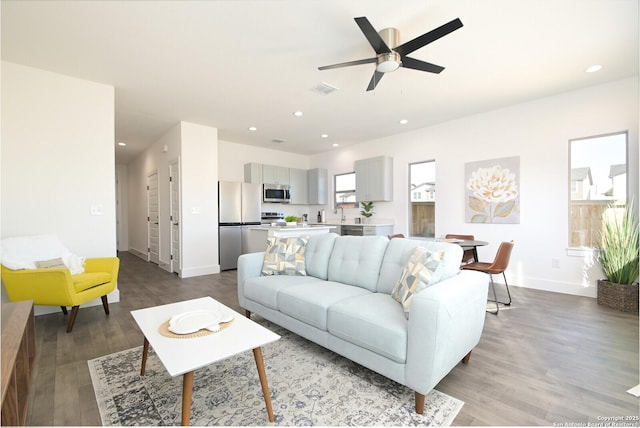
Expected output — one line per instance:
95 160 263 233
237 233 489 414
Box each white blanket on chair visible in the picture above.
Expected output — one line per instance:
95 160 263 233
1 235 85 274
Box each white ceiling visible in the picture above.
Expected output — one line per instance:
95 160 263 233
2 0 638 164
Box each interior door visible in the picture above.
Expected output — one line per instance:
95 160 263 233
169 160 181 275
147 170 160 264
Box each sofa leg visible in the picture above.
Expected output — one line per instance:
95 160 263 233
101 295 110 315
60 306 68 315
67 306 80 333
245 310 251 319
415 392 425 414
462 350 472 364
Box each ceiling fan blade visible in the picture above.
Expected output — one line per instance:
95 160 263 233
318 57 376 71
401 56 445 74
354 16 392 55
395 18 463 56
366 71 384 91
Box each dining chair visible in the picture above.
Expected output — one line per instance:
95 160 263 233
445 234 475 264
461 241 514 314
387 234 405 239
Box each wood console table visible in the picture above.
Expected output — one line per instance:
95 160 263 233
1 301 36 426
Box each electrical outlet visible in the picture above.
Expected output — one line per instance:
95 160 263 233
551 258 560 268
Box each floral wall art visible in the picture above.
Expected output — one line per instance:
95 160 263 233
465 156 520 224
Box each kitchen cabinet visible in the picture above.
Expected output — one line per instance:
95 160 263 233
244 163 262 184
262 165 289 185
355 156 393 202
289 168 308 205
339 223 394 236
308 168 328 204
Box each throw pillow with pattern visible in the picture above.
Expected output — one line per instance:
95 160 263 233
391 247 445 317
261 235 309 276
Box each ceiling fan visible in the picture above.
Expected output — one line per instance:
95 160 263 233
318 16 463 91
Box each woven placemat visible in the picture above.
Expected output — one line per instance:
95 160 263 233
158 318 234 339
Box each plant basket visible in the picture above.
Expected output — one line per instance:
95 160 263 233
597 279 639 313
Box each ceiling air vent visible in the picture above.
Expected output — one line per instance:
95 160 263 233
271 138 285 144
311 82 338 95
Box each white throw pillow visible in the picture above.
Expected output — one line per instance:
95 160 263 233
391 247 444 316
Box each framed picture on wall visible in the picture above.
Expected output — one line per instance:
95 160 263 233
465 156 520 224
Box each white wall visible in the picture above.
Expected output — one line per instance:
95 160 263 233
217 140 312 218
307 77 639 298
126 123 182 267
180 122 219 278
1 61 119 312
126 121 219 277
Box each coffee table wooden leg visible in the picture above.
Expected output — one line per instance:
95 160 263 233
181 371 194 426
140 337 149 376
252 347 274 422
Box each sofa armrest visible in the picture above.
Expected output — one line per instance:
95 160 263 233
85 257 120 279
405 269 489 394
237 252 265 307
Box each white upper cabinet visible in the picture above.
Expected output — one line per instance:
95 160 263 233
244 163 262 184
289 168 308 205
308 168 328 205
355 156 393 202
244 163 328 205
262 165 289 185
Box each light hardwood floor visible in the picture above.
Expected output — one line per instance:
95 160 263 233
25 251 639 426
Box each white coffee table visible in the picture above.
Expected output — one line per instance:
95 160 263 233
130 297 280 426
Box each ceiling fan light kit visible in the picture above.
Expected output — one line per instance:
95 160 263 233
319 16 463 91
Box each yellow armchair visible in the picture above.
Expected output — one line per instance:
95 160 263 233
1 257 119 332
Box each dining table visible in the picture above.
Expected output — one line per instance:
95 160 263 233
450 239 489 262
410 237 489 263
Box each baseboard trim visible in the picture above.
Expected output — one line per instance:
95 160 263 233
502 274 596 298
180 265 220 278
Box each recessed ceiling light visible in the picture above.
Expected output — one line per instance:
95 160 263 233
248 126 257 131
117 142 126 146
332 143 339 147
586 65 602 73
399 119 409 125
321 134 329 138
293 111 304 117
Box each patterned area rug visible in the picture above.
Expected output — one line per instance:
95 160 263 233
88 318 463 426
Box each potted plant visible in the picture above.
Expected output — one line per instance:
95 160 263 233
360 201 375 224
597 202 639 313
285 215 299 226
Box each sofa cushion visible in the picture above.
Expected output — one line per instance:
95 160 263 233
73 272 112 293
327 293 408 363
261 235 309 276
277 281 371 330
327 236 389 291
304 233 338 280
377 238 463 294
391 247 444 316
244 275 320 310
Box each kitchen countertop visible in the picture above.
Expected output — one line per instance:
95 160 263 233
309 222 394 227
250 225 332 231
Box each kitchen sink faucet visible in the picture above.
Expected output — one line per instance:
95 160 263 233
335 206 345 223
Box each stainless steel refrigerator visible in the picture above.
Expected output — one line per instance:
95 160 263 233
218 181 261 270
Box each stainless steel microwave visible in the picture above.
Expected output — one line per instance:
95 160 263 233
263 183 290 203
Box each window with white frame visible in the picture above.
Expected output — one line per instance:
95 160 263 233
335 172 357 208
569 132 627 248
